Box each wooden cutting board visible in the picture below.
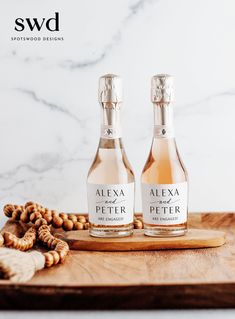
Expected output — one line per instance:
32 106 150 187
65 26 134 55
54 228 225 251
0 213 234 310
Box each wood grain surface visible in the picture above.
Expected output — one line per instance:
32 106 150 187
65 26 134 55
54 228 226 251
0 213 235 309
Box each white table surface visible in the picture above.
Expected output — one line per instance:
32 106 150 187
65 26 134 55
0 310 235 319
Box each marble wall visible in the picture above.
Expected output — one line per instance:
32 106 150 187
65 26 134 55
0 0 235 216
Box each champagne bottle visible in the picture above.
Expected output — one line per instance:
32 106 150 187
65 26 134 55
141 74 188 237
87 74 135 237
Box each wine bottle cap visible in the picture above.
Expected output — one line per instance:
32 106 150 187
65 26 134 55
151 74 174 103
98 74 123 103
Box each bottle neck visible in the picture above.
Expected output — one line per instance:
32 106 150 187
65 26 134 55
100 102 122 139
153 102 175 139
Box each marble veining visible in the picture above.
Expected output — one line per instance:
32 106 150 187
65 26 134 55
60 0 154 70
16 88 84 124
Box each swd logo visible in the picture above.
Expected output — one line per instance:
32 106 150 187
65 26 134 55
14 12 59 32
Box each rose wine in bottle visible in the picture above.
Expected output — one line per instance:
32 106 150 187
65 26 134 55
141 74 188 237
87 74 135 237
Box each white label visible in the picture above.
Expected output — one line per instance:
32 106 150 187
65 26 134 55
87 183 134 225
154 125 174 138
142 182 188 225
101 125 121 139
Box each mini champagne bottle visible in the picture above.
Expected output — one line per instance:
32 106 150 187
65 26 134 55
141 74 188 237
87 74 135 237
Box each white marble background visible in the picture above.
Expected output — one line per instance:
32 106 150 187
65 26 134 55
0 0 235 217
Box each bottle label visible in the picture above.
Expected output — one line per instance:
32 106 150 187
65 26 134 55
154 125 174 138
87 183 134 225
142 182 188 225
101 125 122 139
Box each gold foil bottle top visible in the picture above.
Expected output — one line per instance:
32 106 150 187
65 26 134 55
98 74 123 103
151 74 174 103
